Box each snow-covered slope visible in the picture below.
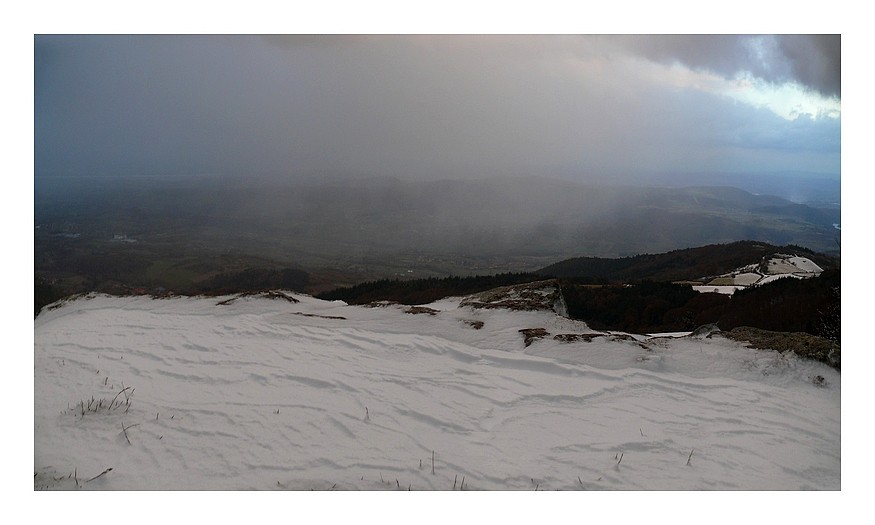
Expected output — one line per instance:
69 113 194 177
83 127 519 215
34 291 840 490
693 254 824 295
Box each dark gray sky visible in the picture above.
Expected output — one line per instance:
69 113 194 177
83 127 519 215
34 34 841 183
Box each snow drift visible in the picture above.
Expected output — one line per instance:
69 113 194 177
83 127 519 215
34 290 840 490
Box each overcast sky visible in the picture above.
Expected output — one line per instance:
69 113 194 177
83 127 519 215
34 34 841 184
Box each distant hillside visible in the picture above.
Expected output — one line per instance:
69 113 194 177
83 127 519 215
536 241 838 283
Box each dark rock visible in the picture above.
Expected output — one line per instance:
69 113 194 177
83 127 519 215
519 328 550 347
405 306 439 315
719 326 840 370
553 333 603 343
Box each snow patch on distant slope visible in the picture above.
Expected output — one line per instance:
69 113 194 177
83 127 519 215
696 253 824 295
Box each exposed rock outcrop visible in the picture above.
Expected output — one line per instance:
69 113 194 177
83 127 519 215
216 290 299 305
718 326 840 370
519 328 550 347
460 280 564 313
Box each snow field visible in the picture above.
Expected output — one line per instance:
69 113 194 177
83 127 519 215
34 293 840 490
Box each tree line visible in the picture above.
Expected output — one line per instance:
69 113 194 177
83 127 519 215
560 269 839 340
316 272 545 305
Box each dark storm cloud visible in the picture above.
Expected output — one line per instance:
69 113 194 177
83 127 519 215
777 35 841 98
34 35 840 182
611 34 840 98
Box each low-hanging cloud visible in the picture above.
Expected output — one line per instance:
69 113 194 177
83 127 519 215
34 35 840 183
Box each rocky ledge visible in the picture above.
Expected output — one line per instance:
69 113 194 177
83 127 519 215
718 326 840 370
459 280 566 313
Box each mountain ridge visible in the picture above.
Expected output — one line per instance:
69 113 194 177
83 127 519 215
536 240 838 282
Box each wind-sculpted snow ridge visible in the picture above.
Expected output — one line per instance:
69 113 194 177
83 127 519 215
34 291 840 490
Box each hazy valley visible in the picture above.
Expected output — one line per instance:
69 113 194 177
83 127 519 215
35 174 840 298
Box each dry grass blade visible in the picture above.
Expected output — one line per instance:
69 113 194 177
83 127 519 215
120 422 139 445
86 467 113 483
109 386 132 410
